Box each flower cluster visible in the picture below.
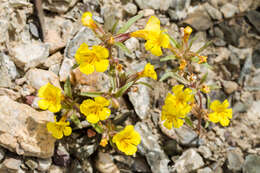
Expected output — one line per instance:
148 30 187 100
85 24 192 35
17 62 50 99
161 85 194 129
47 116 72 139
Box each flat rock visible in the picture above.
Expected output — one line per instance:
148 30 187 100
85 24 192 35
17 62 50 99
135 0 171 10
135 122 170 173
42 0 79 14
243 154 260 173
25 68 61 90
220 3 239 18
204 3 223 20
173 149 205 173
10 42 49 70
0 96 56 158
0 157 22 173
246 10 260 33
227 148 244 171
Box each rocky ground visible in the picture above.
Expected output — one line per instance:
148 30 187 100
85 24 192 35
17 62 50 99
0 0 260 172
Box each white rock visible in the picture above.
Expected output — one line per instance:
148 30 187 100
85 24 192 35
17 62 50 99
222 80 238 94
25 68 61 90
0 96 56 158
220 3 239 18
59 58 75 82
38 158 52 171
0 157 22 172
125 37 140 52
173 149 204 173
123 3 137 16
10 42 49 70
42 0 79 14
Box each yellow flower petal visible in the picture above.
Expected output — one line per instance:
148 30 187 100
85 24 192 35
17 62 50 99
63 126 72 136
99 108 111 120
38 99 50 110
94 60 109 73
145 16 160 31
80 63 95 75
87 113 99 124
48 104 61 113
92 45 109 59
208 112 220 123
172 118 184 128
124 144 138 155
219 117 230 126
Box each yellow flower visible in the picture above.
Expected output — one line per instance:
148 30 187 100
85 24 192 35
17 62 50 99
47 116 72 139
112 125 141 155
179 59 187 70
201 84 210 94
208 100 232 126
38 83 62 113
75 43 109 75
161 85 194 129
80 96 111 124
81 12 97 30
183 26 192 43
140 63 157 80
198 56 207 64
100 138 108 147
131 16 169 56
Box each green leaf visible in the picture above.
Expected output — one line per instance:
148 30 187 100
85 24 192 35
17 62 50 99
111 20 119 34
205 121 210 129
70 114 82 129
114 42 131 54
72 63 79 70
206 94 211 110
165 33 180 48
80 92 104 98
188 35 198 50
202 63 213 69
199 72 208 85
160 55 176 62
92 124 103 134
184 117 193 128
64 77 72 98
196 41 212 54
135 81 153 89
191 56 199 63
115 81 134 98
117 13 143 34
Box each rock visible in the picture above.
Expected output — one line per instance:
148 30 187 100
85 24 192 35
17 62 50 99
64 27 100 59
218 22 241 46
25 69 61 90
197 167 213 173
37 158 52 171
128 78 150 120
252 44 260 68
246 10 260 34
0 96 55 158
198 146 212 159
135 122 170 173
214 47 230 63
135 0 171 11
53 142 70 167
229 45 252 60
227 148 244 172
69 159 93 173
173 149 205 173
125 37 140 53
183 9 213 31
0 157 22 173
239 0 254 12
141 9 155 17
204 3 223 20
95 152 120 173
29 22 40 38
25 159 38 170
0 147 5 163
0 53 19 80
123 3 137 16
238 48 253 85
0 55 13 88
42 0 79 14
222 80 238 94
163 140 182 156
220 3 239 18
48 165 65 173
10 42 49 70
44 52 63 68
243 154 260 173
59 58 75 82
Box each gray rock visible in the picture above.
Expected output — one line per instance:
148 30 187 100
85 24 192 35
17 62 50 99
123 3 137 16
10 42 49 70
197 167 213 173
54 142 70 167
125 37 140 53
0 54 13 88
42 0 79 14
243 154 260 173
0 157 22 172
128 78 150 120
173 149 205 173
246 10 260 33
135 122 170 173
204 3 223 20
238 0 254 12
227 148 244 172
135 0 171 10
238 48 253 85
252 44 260 68
220 3 239 18
163 140 182 156
0 53 19 80
0 96 56 158
37 158 52 171
219 22 241 46
29 22 40 38
198 146 212 159
59 58 75 82
222 80 238 94
64 27 101 59
25 68 61 90
183 9 213 31
69 159 93 173
229 45 252 60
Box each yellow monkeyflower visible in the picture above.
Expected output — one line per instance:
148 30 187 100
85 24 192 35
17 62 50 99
80 96 111 124
171 85 194 109
131 16 169 56
47 116 72 139
179 59 187 70
38 83 62 113
75 43 109 75
112 125 141 155
198 56 207 64
183 26 192 43
140 63 157 80
100 138 108 147
81 12 97 30
208 100 232 126
201 84 210 94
